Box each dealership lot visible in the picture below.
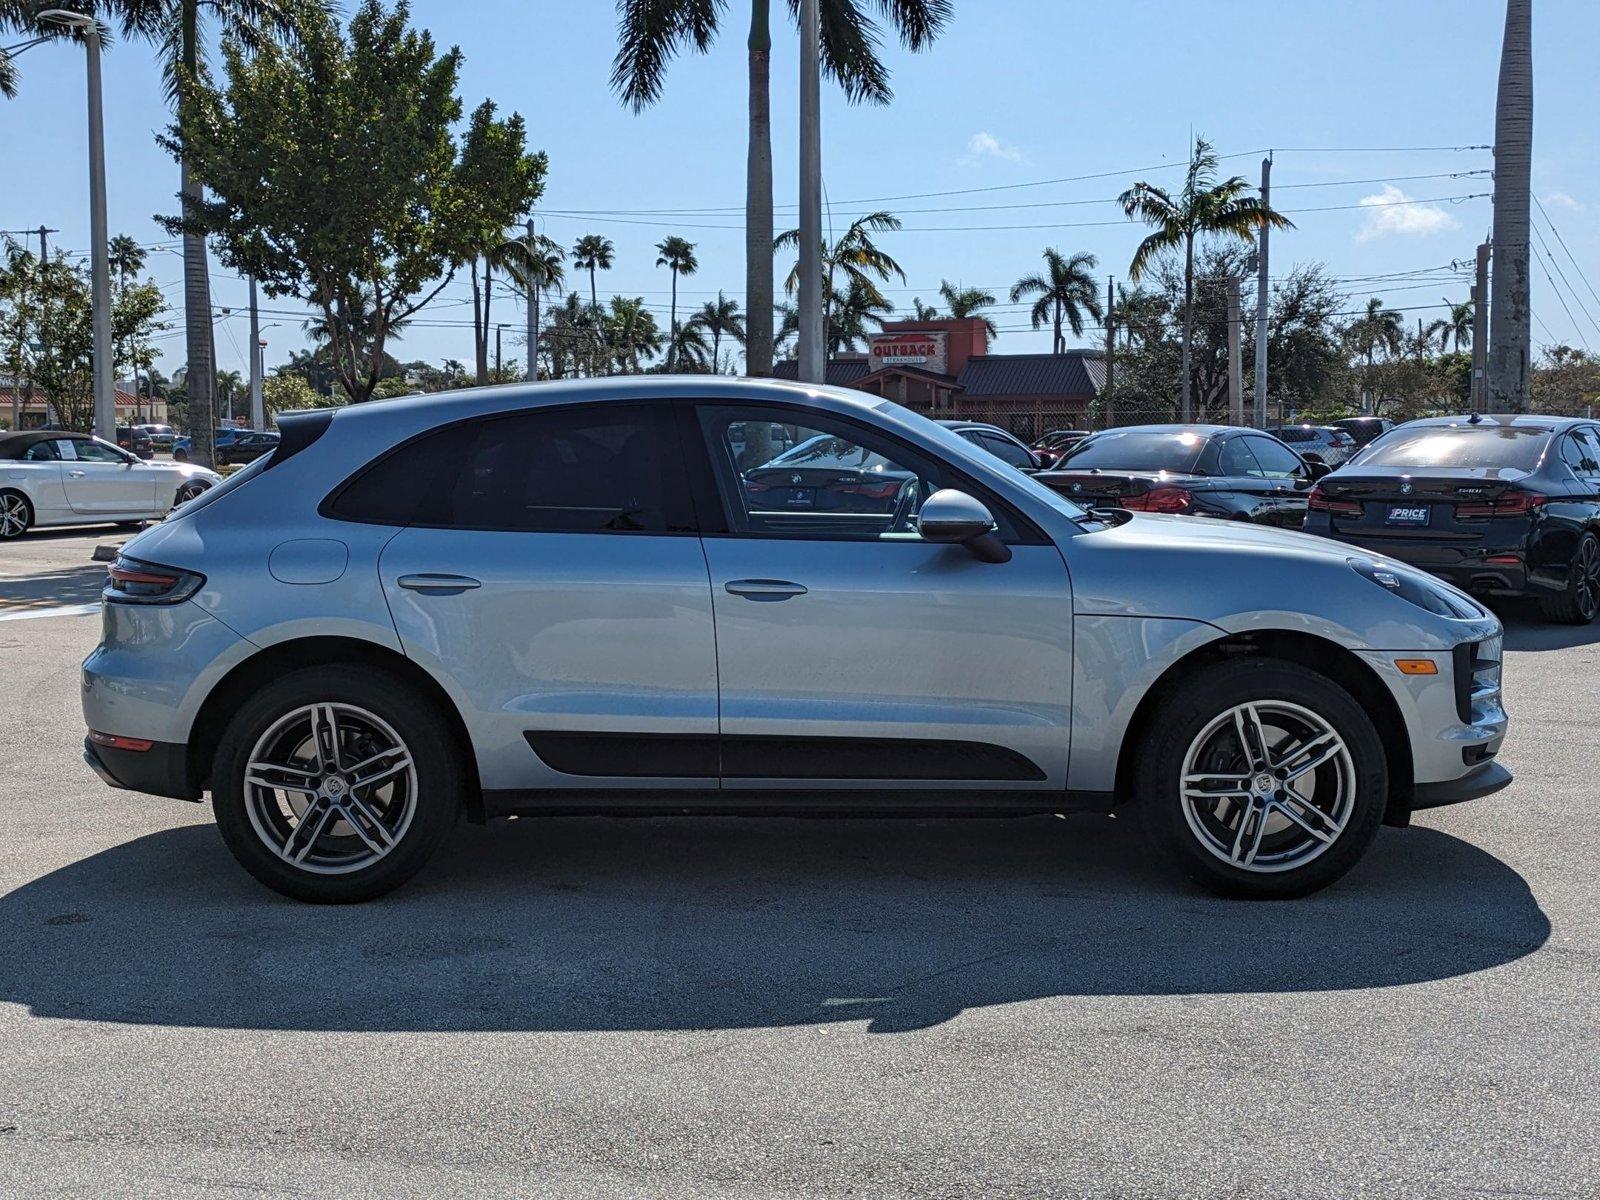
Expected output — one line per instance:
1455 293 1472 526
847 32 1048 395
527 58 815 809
0 528 1595 1198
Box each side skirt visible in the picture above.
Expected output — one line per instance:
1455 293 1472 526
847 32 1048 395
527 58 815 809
481 788 1116 821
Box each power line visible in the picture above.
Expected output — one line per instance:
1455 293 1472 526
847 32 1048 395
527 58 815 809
1530 218 1600 342
1533 195 1600 315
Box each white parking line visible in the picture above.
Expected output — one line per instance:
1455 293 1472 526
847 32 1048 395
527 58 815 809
0 602 101 622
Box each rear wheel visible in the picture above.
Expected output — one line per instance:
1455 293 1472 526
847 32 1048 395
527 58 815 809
1539 532 1600 625
0 491 32 539
1135 658 1388 899
173 480 208 509
211 665 463 903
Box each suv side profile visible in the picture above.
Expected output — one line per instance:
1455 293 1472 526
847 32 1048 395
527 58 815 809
83 379 1509 904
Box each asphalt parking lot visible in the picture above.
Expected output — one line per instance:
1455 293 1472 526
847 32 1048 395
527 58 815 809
0 526 1595 1199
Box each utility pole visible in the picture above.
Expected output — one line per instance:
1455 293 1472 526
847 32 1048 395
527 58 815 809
1472 241 1491 412
1226 276 1244 427
248 277 264 430
1252 154 1272 429
495 324 503 381
1103 276 1115 429
796 0 825 385
525 218 539 382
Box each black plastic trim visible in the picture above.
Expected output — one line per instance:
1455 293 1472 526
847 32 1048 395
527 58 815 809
1411 760 1512 810
483 787 1113 820
272 408 335 467
524 731 1047 782
83 736 200 802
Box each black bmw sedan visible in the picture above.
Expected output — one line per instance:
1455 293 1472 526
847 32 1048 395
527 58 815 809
1035 424 1330 528
1304 414 1600 624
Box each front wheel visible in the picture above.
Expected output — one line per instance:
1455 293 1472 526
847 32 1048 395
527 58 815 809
211 664 464 903
1135 658 1387 900
1539 532 1599 625
172 447 189 462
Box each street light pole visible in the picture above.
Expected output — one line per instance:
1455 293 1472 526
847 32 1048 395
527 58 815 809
40 11 113 439
796 0 825 385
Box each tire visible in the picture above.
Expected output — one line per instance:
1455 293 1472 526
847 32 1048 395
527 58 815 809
173 447 189 462
0 490 32 539
211 664 464 903
173 480 208 509
1134 658 1388 900
1538 531 1600 625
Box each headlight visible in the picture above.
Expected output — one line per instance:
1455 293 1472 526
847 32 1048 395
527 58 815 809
1348 557 1482 619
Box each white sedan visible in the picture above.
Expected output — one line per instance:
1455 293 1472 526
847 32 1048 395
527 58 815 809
0 431 223 539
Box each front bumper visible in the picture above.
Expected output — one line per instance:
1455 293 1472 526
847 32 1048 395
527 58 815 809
83 735 199 801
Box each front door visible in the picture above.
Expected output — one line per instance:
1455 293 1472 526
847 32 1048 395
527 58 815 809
689 403 1075 791
373 401 719 793
59 438 154 515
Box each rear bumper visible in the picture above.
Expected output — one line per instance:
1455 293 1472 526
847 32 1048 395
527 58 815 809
1412 760 1513 811
1305 525 1534 595
83 736 199 801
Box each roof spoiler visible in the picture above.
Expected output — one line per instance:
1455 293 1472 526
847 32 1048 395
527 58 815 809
272 408 336 467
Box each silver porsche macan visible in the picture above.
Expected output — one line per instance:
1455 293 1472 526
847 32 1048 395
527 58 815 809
81 378 1510 903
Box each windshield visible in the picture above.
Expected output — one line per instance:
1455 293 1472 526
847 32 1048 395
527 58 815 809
1059 429 1210 473
1351 426 1551 471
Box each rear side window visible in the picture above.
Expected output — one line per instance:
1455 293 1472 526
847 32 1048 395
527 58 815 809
976 432 1034 469
328 402 694 534
1243 436 1305 478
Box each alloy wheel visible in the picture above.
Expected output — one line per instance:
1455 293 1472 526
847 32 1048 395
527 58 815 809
1577 538 1600 621
1179 700 1356 873
0 494 29 538
243 702 418 876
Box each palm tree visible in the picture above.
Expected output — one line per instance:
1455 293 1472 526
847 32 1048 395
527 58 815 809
668 320 711 372
571 234 614 317
911 297 940 321
777 210 904 308
1119 136 1294 420
46 1 314 466
827 277 893 354
938 280 998 342
1110 283 1168 348
1440 297 1475 352
499 231 565 382
1487 0 1532 410
1010 248 1102 355
606 296 663 375
108 235 147 284
214 368 244 422
655 235 698 371
611 1 951 381
690 291 746 373
1347 297 1405 368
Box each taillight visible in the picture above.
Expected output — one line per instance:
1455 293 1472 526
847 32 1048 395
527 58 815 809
105 556 205 605
1121 485 1192 514
1307 486 1362 517
1454 490 1546 518
836 481 900 500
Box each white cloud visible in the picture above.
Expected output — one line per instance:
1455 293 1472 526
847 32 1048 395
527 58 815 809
1355 185 1460 242
1546 190 1585 212
965 131 1022 162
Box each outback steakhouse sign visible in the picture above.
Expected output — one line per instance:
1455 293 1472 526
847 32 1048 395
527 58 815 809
870 330 947 373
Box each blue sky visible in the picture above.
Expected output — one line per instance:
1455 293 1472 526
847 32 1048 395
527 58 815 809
4 0 1597 381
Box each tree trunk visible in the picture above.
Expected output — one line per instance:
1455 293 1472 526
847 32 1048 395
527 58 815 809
1488 0 1533 411
668 267 678 371
528 283 540 382
744 0 774 382
1053 301 1062 355
178 0 215 467
484 262 494 382
1180 232 1195 422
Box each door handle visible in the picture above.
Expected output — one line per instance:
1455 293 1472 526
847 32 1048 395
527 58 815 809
397 573 481 595
68 470 86 477
725 578 808 600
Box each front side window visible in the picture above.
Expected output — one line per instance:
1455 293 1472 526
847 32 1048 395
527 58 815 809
1243 436 1305 479
697 405 1025 542
74 438 133 464
329 402 692 533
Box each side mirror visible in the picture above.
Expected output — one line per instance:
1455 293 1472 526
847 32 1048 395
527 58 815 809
915 488 1012 563
1301 454 1332 481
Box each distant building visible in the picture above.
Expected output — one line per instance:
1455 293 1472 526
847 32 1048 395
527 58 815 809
0 377 168 430
774 317 1104 439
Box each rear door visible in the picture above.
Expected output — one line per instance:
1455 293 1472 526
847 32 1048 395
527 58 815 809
688 402 1074 793
362 401 721 793
58 438 155 515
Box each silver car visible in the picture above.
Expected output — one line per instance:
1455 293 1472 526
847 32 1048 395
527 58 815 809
1 431 221 538
81 379 1510 903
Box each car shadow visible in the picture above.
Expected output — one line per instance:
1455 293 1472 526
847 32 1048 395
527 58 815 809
0 562 107 609
1493 600 1600 652
0 815 1549 1034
